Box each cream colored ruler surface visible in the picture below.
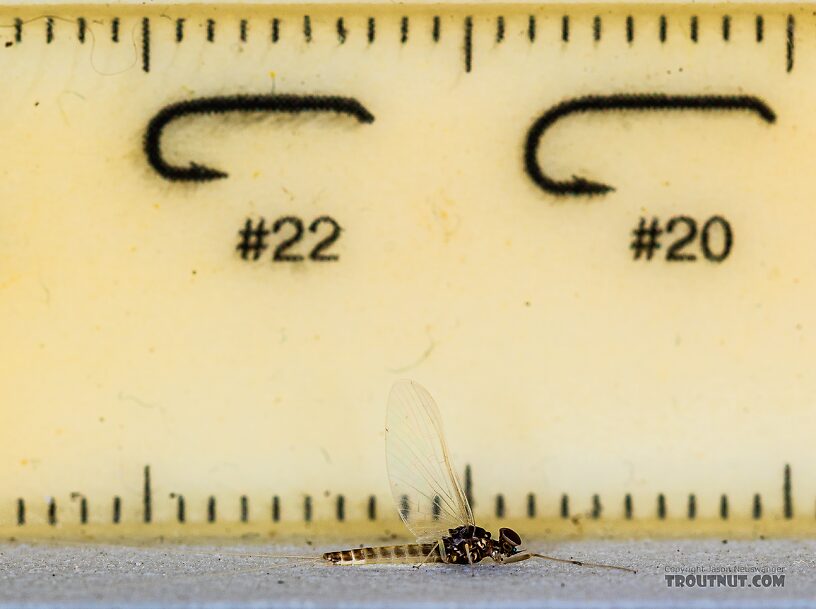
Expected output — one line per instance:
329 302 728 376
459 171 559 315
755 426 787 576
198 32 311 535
1 2 815 538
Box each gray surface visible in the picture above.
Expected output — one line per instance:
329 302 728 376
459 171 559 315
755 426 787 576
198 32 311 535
1 539 815 608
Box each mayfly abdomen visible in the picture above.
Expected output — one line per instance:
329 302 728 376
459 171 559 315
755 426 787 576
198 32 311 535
323 543 441 565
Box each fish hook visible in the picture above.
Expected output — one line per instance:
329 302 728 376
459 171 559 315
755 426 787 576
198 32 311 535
523 93 776 197
144 93 375 182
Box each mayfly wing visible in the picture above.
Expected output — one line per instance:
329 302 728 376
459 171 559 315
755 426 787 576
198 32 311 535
385 380 474 543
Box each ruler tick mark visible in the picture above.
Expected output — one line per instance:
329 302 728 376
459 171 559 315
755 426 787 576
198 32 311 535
72 493 88 524
464 464 473 507
401 16 409 44
527 493 536 518
626 15 634 44
659 15 666 42
593 15 601 42
367 17 375 43
495 494 505 518
304 495 313 522
722 15 731 42
690 15 699 43
560 494 569 518
77 17 86 43
528 15 536 42
657 493 666 519
240 18 247 43
13 17 21 43
336 494 345 521
206 18 215 42
562 15 569 42
367 495 376 520
753 493 762 519
624 494 633 519
337 17 346 44
720 494 729 519
16 498 24 525
303 15 311 42
143 465 152 522
141 17 150 73
111 17 119 42
241 495 249 522
48 497 57 525
272 495 280 521
46 17 53 44
176 495 186 522
591 494 601 519
786 15 795 72
755 15 764 43
399 494 409 520
112 496 121 524
496 15 504 43
207 496 216 522
464 16 472 73
784 463 793 517
688 494 697 519
432 16 440 42
175 18 184 43
271 18 279 43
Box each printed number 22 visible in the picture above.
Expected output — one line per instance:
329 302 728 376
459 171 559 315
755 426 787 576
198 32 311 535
273 216 341 262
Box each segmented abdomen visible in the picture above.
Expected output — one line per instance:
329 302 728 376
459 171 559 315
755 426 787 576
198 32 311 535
323 543 441 565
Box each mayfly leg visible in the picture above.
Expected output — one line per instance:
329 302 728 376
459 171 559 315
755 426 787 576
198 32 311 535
531 552 636 574
412 541 440 570
465 541 475 577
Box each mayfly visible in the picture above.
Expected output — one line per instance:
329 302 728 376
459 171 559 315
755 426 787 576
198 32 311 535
323 380 635 572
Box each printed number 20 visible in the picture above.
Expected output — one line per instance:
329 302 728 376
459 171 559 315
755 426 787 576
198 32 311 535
666 215 732 263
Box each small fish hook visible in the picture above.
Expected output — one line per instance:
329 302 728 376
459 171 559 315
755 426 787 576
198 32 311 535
144 93 375 182
523 93 776 197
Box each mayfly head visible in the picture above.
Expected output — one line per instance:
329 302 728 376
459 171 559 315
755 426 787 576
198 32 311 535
498 527 523 555
490 527 532 564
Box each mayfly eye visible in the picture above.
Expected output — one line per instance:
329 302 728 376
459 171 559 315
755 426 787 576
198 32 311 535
499 527 522 547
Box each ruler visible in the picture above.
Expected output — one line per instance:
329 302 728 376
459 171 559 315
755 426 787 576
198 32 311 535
2 2 816 539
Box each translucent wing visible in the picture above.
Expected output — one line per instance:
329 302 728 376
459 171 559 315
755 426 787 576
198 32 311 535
385 380 474 542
